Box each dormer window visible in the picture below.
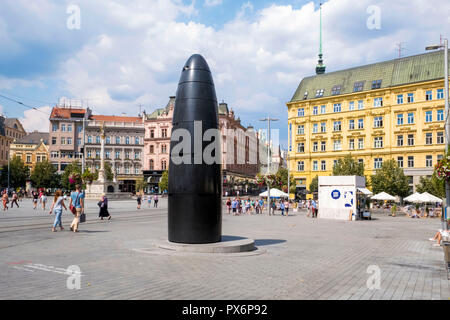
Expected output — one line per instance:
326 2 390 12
331 85 342 95
303 91 308 100
371 80 382 89
315 89 324 98
353 81 364 92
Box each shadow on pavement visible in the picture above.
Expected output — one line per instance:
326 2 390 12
254 239 287 246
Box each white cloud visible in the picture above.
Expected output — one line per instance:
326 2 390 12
204 0 223 7
19 106 51 133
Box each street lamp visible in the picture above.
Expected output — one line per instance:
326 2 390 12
260 116 278 215
426 38 448 230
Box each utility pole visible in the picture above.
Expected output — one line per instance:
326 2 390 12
260 116 278 214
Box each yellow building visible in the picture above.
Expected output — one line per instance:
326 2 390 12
10 131 49 172
287 50 449 196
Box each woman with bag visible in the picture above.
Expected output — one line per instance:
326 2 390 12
98 193 111 220
69 185 84 233
49 190 67 232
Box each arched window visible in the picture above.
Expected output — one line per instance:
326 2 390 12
150 145 154 154
149 159 154 170
162 160 167 170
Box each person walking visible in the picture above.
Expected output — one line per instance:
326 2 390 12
147 194 152 208
231 198 238 215
280 201 285 216
153 194 159 208
226 198 232 214
49 190 67 232
40 191 47 211
98 193 111 220
69 185 84 233
2 191 9 211
311 199 318 218
285 199 290 216
11 192 19 208
137 193 142 209
32 191 39 210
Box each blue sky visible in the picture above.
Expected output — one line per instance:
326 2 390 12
0 0 449 148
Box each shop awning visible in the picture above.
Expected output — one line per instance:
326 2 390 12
357 188 372 195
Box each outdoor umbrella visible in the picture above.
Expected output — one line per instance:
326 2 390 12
404 192 422 203
416 192 442 204
259 188 289 198
370 192 396 201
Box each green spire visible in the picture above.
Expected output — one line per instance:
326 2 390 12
316 2 326 75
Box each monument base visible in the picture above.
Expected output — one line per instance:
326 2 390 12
157 237 256 254
85 181 131 200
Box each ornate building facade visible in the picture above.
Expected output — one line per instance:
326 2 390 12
10 131 49 171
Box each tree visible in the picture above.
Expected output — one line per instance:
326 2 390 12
309 175 318 193
416 174 445 199
30 160 60 189
332 154 365 176
0 156 29 189
275 167 296 194
61 161 82 190
136 178 148 194
370 159 410 197
94 162 114 181
159 170 168 193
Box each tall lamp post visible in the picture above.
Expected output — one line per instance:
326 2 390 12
260 116 278 214
426 38 448 230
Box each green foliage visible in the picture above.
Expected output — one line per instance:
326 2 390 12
370 159 410 197
257 168 296 193
416 174 445 199
0 156 29 189
82 168 95 184
94 162 114 181
30 160 60 189
332 154 365 176
159 170 168 193
309 175 318 193
136 178 148 193
61 161 82 191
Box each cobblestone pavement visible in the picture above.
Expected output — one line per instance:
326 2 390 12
0 198 449 300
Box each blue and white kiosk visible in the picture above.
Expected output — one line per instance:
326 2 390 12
318 176 372 221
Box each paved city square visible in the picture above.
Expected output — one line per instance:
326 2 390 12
0 198 448 300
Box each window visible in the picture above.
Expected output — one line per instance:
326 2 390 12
333 103 341 112
36 156 41 163
408 156 414 168
438 154 444 161
374 137 383 148
149 160 154 170
371 80 382 89
407 134 414 146
297 161 304 171
437 110 444 121
333 140 342 151
333 160 338 168
77 138 81 146
297 125 304 135
313 142 318 152
161 145 167 154
321 141 326 151
61 137 66 145
67 124 72 132
297 143 305 153
320 122 326 133
52 124 58 132
349 139 355 150
425 111 432 123
313 123 318 133
303 91 308 99
135 167 140 175
52 137 56 145
162 160 167 171
397 114 404 125
61 124 66 132
150 130 155 138
407 93 414 103
125 151 130 159
321 105 326 114
425 90 432 101
78 126 82 133
407 176 413 184
331 85 342 95
349 101 355 111
105 151 110 159
397 156 404 168
358 100 364 110
321 160 326 171
126 137 130 145
374 97 383 107
125 166 130 174
161 129 168 138
313 106 318 115
358 138 364 149
333 121 341 131
358 159 364 166
87 150 92 158
397 94 404 104
374 116 383 128
115 151 121 159
354 81 364 92
426 132 432 145
67 138 72 145
407 113 414 124
51 151 59 158
26 155 31 163
374 158 383 169
426 155 433 167
114 136 119 144
437 132 444 144
349 119 355 130
106 136 111 144
313 161 318 171
298 108 305 117
358 118 364 129
397 135 403 146
315 89 324 98
96 150 100 158
135 137 140 145
87 136 92 143
135 151 140 159
437 89 444 99
96 136 101 144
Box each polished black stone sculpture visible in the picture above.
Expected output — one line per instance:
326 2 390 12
168 54 222 244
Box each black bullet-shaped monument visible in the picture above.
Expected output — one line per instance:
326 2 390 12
168 54 222 244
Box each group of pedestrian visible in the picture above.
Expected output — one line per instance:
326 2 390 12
1 190 21 211
306 199 318 218
227 197 262 215
48 185 85 233
30 190 48 211
269 199 291 216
